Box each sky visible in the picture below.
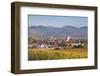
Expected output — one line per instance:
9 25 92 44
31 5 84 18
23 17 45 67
28 15 88 28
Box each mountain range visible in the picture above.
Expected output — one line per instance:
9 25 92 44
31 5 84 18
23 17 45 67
28 25 88 40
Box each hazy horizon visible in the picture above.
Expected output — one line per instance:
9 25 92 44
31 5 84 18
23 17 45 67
28 25 88 28
28 15 88 28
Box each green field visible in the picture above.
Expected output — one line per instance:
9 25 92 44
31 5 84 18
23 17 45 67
28 48 87 60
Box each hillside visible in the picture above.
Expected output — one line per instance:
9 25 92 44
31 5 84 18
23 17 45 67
28 25 88 40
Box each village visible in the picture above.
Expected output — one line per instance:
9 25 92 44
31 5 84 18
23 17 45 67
28 36 87 50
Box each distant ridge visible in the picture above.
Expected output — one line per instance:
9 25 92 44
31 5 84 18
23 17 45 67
28 25 88 40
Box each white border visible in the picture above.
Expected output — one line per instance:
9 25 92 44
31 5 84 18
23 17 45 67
20 6 95 70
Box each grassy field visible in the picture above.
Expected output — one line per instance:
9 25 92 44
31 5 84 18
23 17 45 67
28 48 87 60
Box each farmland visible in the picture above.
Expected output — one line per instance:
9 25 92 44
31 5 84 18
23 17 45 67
28 48 87 60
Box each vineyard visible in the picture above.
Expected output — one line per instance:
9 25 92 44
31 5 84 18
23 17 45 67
28 48 87 60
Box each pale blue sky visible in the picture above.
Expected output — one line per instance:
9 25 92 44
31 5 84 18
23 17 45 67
28 15 88 27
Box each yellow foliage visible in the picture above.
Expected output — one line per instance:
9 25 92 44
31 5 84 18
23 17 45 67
28 48 87 60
